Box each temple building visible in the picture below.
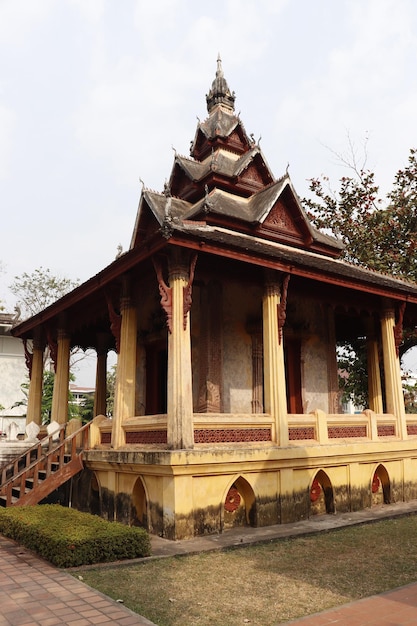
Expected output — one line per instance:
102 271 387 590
11 58 417 539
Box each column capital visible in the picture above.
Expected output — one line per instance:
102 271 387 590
381 307 395 321
33 336 45 351
57 328 70 341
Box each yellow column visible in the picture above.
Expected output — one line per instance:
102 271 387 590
262 277 288 446
111 296 137 448
94 336 108 417
26 340 44 426
380 307 407 439
365 318 383 414
51 330 71 425
367 337 383 414
167 261 194 449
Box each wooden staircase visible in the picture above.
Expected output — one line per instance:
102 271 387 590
0 421 91 507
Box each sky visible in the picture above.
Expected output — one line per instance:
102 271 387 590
1 0 417 382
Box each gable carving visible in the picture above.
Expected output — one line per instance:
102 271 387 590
227 129 246 150
240 162 263 184
263 200 302 238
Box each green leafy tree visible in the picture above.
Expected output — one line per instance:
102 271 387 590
106 365 116 417
337 340 368 410
75 393 94 424
303 147 417 409
304 148 417 279
42 371 80 424
10 266 79 321
404 379 417 414
15 371 79 424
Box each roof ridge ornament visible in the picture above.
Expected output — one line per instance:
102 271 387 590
206 55 236 114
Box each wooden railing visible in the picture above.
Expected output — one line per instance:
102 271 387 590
0 421 91 507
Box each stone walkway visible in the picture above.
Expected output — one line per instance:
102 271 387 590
0 535 156 625
284 582 417 624
2 500 417 625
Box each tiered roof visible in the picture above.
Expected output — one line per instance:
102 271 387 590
131 56 344 258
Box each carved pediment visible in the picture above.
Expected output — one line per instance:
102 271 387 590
240 162 264 185
262 199 304 239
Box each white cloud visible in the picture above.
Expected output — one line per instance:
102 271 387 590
0 0 55 45
72 0 290 189
270 0 417 189
0 104 16 180
67 0 105 23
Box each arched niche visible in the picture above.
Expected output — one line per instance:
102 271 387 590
309 470 335 515
222 476 256 530
371 464 391 505
131 476 149 529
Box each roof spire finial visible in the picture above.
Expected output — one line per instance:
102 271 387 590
216 53 223 77
206 55 235 114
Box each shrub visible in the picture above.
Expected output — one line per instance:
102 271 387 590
0 505 151 567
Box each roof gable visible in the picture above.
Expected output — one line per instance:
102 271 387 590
253 178 343 256
256 180 313 247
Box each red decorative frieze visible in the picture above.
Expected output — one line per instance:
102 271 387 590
328 426 367 438
125 430 167 444
407 424 417 436
288 427 316 441
378 425 396 437
194 428 271 443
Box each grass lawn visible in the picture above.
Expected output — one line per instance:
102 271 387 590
72 515 417 626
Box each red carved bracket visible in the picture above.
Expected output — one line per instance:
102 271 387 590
106 294 122 353
153 257 173 333
46 329 58 372
394 301 406 357
278 273 290 344
22 339 33 380
183 253 198 330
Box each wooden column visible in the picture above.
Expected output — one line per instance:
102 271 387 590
26 339 44 426
247 321 263 413
94 336 108 417
51 330 71 425
262 276 288 446
167 258 194 449
111 294 137 448
380 306 407 438
366 318 383 414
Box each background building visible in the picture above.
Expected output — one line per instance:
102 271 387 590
0 312 27 435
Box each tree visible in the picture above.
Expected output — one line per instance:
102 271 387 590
15 370 79 424
303 147 417 409
76 393 94 423
106 365 116 417
337 339 368 410
303 147 417 280
10 266 79 321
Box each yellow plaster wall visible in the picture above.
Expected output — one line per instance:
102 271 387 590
83 438 417 539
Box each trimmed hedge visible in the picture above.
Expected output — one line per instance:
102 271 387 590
0 505 151 567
